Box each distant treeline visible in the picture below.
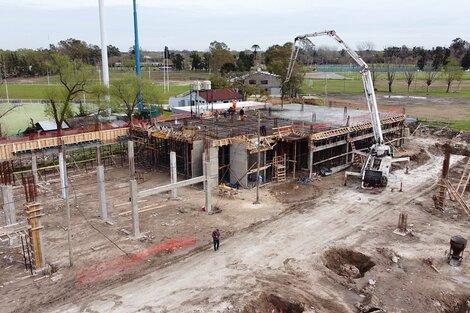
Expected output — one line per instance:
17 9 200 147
1 37 469 80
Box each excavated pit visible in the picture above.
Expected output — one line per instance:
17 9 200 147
439 294 470 313
242 294 304 313
323 248 376 278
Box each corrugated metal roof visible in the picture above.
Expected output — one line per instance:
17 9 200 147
197 89 243 102
35 121 70 131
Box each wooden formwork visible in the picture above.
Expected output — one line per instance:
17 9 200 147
0 128 129 161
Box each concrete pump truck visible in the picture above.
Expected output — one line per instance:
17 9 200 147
285 30 408 188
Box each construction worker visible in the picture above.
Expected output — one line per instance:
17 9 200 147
239 107 245 120
212 228 220 251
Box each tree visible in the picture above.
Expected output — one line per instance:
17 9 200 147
236 51 254 71
264 43 304 98
251 44 260 63
110 76 161 123
209 41 235 73
220 62 237 75
450 38 469 59
443 56 463 93
386 64 396 93
461 50 470 70
403 70 415 93
170 53 184 70
190 51 204 70
431 46 450 70
107 45 121 57
370 64 381 90
44 54 92 132
424 71 438 94
209 75 230 89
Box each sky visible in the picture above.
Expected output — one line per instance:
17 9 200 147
1 0 469 53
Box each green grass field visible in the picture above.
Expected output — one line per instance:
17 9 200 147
0 104 49 135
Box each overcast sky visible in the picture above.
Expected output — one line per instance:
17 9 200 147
1 0 469 52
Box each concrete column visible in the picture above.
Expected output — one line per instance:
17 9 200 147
97 165 108 220
59 152 66 199
170 151 177 199
130 179 140 237
204 161 212 213
31 152 39 186
2 185 16 225
308 143 314 178
128 140 135 179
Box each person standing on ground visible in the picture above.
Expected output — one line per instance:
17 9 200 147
212 228 220 251
239 107 245 120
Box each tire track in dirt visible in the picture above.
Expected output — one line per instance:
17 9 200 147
52 143 458 313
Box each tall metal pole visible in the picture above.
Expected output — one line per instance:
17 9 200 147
61 141 73 266
133 0 143 111
254 110 261 204
98 0 110 112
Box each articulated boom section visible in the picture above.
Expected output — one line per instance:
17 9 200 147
286 30 408 189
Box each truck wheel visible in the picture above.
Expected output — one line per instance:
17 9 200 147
380 176 388 187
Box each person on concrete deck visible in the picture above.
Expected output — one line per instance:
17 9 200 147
212 228 220 251
239 107 245 120
260 124 267 136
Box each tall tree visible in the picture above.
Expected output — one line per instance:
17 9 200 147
209 41 235 73
443 56 463 93
386 64 396 93
236 51 254 71
44 54 92 132
251 44 260 63
170 53 185 70
461 50 470 70
403 70 416 93
264 43 304 98
110 76 161 123
190 51 204 70
424 71 438 94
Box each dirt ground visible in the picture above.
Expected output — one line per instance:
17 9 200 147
1 133 470 312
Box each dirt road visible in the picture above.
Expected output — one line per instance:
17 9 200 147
51 138 470 313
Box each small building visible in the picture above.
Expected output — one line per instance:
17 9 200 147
169 88 243 112
236 69 282 96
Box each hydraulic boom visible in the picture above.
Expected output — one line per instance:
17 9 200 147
286 30 408 188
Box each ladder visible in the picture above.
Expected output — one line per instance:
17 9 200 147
272 154 287 182
445 180 470 216
456 157 470 197
350 141 363 166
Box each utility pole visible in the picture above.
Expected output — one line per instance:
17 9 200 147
98 0 110 113
254 110 261 204
61 140 73 266
133 0 143 111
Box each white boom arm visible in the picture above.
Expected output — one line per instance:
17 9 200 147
286 30 385 148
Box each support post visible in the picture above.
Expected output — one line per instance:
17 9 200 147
2 184 16 225
434 144 451 211
60 142 73 267
58 151 66 199
204 161 212 213
31 152 39 186
308 143 314 178
130 179 140 237
97 165 107 220
170 151 177 199
26 202 45 270
254 111 261 204
128 140 135 179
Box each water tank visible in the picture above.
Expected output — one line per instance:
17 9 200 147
201 80 211 90
191 81 202 91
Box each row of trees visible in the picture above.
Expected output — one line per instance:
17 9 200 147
43 53 161 132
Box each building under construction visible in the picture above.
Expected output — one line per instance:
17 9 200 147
130 103 406 188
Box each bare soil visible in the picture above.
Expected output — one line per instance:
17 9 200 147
1 134 470 313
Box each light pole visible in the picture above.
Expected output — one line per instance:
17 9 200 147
254 110 261 204
133 0 143 111
98 0 110 112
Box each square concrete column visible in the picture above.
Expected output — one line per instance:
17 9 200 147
170 151 177 199
129 179 140 237
59 152 66 199
2 185 16 225
204 161 212 213
31 152 39 186
97 165 108 220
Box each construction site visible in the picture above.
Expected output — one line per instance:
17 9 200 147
0 95 469 312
